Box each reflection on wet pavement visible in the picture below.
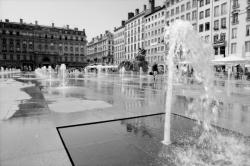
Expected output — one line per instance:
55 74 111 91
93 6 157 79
0 72 250 165
58 114 250 166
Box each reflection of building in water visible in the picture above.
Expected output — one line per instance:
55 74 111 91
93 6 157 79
121 115 164 137
120 84 146 111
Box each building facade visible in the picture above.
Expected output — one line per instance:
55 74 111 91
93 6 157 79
124 6 146 61
165 0 232 58
86 31 114 64
229 0 250 61
0 19 87 70
144 5 166 67
114 21 125 65
113 0 250 67
208 0 229 58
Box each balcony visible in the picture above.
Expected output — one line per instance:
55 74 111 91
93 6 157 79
214 38 226 45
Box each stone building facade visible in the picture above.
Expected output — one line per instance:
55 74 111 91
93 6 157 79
0 19 87 70
144 5 166 67
124 6 147 61
86 31 114 64
114 21 125 65
229 0 250 61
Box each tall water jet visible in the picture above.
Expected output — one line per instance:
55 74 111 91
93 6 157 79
60 64 67 87
84 67 88 74
48 66 52 87
162 20 215 145
139 67 143 78
120 66 125 78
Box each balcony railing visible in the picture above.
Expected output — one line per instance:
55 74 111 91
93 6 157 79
214 39 226 45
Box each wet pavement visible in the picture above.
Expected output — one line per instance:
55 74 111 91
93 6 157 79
0 72 250 166
58 114 250 166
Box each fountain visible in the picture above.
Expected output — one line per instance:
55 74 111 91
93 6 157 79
60 64 67 87
163 20 215 144
84 67 88 74
139 67 143 78
159 20 250 165
48 66 52 87
0 67 21 75
120 66 125 78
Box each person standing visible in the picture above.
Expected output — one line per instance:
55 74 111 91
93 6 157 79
152 63 158 81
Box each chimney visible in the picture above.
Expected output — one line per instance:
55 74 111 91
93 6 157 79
149 0 155 12
135 8 139 15
105 30 109 34
83 29 85 33
121 20 126 26
35 20 38 25
20 19 23 24
5 19 9 23
128 12 134 19
144 4 147 11
66 25 69 29
100 34 103 38
52 23 54 27
74 27 78 31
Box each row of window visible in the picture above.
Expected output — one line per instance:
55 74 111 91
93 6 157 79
214 3 227 17
199 17 227 32
145 11 165 23
1 30 85 41
0 54 85 62
1 54 33 61
114 52 125 60
126 35 143 44
126 18 143 29
114 31 124 38
144 37 163 47
167 10 197 23
199 0 210 7
231 25 250 39
145 46 165 55
114 45 124 52
145 19 165 30
126 27 142 37
125 42 143 53
88 40 112 49
166 0 197 8
114 38 124 45
231 41 250 54
145 28 164 39
166 0 197 18
146 56 164 63
199 9 210 19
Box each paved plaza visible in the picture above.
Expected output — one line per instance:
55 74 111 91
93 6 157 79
0 72 250 165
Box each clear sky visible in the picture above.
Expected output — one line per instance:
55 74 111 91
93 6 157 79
0 0 164 40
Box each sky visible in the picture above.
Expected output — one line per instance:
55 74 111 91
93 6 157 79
0 0 164 40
